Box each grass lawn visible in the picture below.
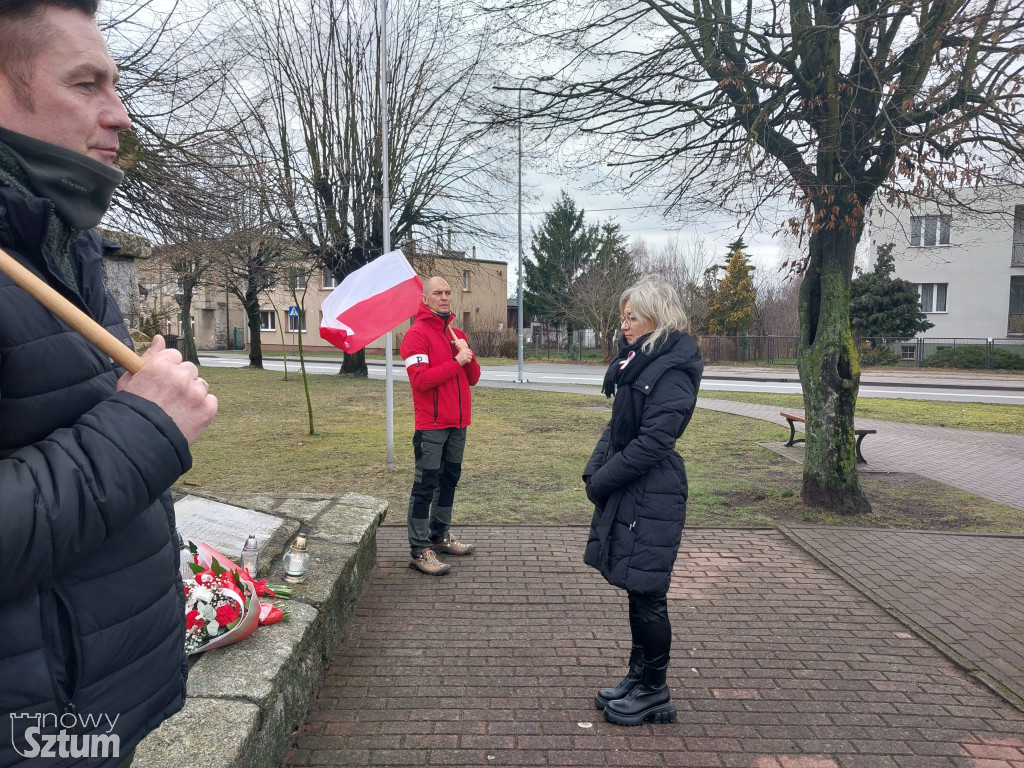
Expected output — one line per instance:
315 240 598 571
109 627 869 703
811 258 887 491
182 367 1024 533
703 390 1024 434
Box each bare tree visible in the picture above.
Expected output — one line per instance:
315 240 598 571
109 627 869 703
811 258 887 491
218 228 288 369
222 0 514 376
101 0 252 238
754 271 802 337
208 145 296 369
633 235 716 335
482 0 1024 512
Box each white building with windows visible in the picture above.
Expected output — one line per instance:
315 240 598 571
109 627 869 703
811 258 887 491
868 186 1024 340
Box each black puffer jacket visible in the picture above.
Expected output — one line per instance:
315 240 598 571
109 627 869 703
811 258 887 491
0 186 192 767
583 332 702 595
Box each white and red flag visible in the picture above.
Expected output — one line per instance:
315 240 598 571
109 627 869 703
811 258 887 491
319 250 423 353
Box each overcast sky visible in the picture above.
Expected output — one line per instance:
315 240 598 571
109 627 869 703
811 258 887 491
487 158 793 300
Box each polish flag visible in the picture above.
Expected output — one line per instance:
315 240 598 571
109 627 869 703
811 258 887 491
319 250 423 353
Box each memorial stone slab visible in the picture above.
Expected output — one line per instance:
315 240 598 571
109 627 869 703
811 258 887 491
175 495 286 564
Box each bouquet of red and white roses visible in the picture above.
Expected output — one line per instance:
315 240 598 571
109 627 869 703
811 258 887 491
182 541 289 655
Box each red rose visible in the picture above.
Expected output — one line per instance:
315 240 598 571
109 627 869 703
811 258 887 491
185 610 203 630
216 604 240 626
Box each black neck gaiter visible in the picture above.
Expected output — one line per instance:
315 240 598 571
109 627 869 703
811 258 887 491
0 127 123 230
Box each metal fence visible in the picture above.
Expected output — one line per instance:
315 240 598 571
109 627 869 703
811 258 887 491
696 335 1024 370
698 336 800 365
523 327 1024 370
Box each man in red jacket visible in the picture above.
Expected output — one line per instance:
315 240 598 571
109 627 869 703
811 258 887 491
400 276 482 575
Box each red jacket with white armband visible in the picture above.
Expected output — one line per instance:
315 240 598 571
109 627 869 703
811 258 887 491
400 303 481 430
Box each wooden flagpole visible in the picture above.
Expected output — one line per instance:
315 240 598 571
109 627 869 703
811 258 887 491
0 245 145 374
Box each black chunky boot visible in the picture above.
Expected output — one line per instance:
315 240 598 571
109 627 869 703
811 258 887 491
603 654 677 726
595 643 643 710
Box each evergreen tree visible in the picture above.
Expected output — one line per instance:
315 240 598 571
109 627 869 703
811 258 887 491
524 191 599 334
706 238 757 336
850 244 933 343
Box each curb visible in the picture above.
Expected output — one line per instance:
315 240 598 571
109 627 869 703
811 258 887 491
198 353 1024 392
705 372 1024 392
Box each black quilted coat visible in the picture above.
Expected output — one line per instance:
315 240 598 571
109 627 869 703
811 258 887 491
583 332 703 595
0 186 192 767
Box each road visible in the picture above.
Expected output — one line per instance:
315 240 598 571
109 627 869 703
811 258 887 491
198 353 1024 404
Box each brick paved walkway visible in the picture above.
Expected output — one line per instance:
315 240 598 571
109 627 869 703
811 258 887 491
784 527 1024 710
284 527 1024 768
697 399 1024 512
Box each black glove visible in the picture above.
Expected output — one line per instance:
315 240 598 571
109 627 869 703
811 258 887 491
585 479 606 506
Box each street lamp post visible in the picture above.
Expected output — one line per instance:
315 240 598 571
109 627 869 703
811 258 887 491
517 83 524 384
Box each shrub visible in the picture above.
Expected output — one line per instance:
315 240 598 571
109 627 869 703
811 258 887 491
498 336 518 358
858 344 900 367
469 329 518 358
922 345 1024 370
992 348 1024 369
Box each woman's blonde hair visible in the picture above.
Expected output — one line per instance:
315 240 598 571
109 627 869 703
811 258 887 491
620 275 689 352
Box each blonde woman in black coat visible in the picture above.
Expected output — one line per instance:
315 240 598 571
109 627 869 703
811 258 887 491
583 276 703 726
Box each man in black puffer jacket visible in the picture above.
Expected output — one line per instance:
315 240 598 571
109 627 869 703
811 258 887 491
0 1 219 765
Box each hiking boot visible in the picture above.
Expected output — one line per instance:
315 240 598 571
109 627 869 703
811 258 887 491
409 548 451 575
432 536 474 556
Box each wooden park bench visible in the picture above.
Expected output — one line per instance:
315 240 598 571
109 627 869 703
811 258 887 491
780 411 877 465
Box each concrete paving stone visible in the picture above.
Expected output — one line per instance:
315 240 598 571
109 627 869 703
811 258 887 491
602 752 667 767
284 526 1024 768
824 760 901 768
782 527 1024 709
661 752 729 767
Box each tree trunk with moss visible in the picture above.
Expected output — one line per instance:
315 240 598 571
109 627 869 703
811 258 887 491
796 225 869 514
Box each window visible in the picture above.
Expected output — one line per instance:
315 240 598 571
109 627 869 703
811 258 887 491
462 270 470 291
1011 278 1024 315
901 345 916 361
1013 205 1024 266
288 268 306 290
463 312 471 328
287 311 307 332
1009 277 1024 333
917 283 948 313
322 270 339 289
910 215 951 246
260 310 276 331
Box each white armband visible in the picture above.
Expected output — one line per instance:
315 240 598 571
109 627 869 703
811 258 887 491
404 354 429 367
